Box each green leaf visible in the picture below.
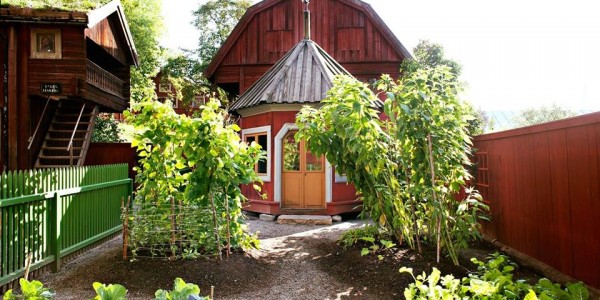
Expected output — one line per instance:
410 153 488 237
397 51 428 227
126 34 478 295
524 290 539 300
360 248 370 256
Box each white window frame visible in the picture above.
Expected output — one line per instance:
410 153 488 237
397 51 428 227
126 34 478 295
241 125 271 182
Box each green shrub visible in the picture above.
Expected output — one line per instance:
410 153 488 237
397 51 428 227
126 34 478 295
401 253 589 300
337 225 384 249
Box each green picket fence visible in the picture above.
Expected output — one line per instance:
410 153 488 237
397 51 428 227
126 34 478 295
0 164 132 287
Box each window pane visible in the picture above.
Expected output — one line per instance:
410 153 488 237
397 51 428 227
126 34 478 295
246 136 256 144
283 131 300 171
257 158 267 174
258 134 267 150
306 150 323 171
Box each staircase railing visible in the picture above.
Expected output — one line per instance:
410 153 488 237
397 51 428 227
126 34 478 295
67 103 86 166
27 96 51 150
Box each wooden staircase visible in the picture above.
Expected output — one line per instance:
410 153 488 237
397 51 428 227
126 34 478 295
35 101 99 168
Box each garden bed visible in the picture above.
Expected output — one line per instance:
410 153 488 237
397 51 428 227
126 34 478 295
36 216 543 299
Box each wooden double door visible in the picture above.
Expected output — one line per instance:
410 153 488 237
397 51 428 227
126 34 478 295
281 130 325 209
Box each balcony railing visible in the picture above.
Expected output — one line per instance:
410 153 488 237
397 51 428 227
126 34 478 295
86 59 124 98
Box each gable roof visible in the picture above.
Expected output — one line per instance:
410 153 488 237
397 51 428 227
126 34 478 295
0 0 138 66
204 0 411 80
87 0 138 66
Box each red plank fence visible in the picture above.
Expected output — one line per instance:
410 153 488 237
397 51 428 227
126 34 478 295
473 112 600 289
84 143 138 181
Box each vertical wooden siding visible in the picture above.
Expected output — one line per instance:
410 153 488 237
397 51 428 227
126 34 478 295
474 112 600 289
212 0 405 94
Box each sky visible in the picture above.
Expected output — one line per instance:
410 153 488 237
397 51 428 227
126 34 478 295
160 0 600 115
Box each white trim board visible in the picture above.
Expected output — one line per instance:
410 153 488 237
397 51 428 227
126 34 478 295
241 125 271 182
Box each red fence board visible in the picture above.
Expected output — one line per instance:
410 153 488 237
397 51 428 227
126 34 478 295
474 112 600 289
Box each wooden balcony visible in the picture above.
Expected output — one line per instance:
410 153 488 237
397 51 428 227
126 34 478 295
86 59 125 98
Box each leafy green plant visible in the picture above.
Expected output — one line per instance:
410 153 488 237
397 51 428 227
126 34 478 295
154 278 209 300
2 278 55 300
297 70 488 265
92 282 127 300
125 99 262 259
338 225 382 249
400 253 590 300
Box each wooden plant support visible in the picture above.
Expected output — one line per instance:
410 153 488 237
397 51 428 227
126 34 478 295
209 193 223 260
210 286 215 299
427 134 442 263
122 196 131 260
24 252 33 280
225 195 232 258
170 196 176 259
405 170 422 254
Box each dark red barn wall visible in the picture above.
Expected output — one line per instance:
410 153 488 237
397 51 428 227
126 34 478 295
473 112 600 289
207 0 409 95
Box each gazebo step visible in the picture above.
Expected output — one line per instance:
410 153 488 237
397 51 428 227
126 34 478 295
276 215 332 225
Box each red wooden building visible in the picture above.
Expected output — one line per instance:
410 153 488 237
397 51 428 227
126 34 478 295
0 0 137 170
206 0 410 215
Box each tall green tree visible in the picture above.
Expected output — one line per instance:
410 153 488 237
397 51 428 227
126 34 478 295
193 0 251 69
513 104 576 127
402 40 494 134
159 53 229 110
121 0 164 103
403 40 462 77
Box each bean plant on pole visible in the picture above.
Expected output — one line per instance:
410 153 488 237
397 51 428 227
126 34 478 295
125 99 262 259
296 67 488 264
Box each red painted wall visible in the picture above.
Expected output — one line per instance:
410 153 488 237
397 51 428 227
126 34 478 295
240 111 358 204
473 112 600 289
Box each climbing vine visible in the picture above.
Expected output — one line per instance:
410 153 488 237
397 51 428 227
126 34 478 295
296 67 487 264
124 99 262 259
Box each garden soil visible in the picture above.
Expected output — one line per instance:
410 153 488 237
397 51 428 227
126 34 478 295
36 214 540 299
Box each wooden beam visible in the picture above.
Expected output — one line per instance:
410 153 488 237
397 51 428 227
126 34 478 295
7 26 18 170
18 24 30 169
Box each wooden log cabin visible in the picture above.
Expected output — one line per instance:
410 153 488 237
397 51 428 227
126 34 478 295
0 0 137 171
205 0 411 215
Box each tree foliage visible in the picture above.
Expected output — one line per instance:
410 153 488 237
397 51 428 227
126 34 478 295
297 68 487 265
91 113 123 142
125 99 261 259
403 40 462 77
160 53 229 110
121 0 164 103
193 0 251 69
513 104 576 128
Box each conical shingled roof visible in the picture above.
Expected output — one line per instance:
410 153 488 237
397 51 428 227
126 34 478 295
229 39 352 112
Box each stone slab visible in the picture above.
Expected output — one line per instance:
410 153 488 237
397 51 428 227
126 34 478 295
259 214 276 221
276 215 332 225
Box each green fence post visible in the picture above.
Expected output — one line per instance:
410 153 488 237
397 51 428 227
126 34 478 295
50 192 61 272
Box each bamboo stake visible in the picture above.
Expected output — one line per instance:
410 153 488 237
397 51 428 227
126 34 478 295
209 193 222 260
122 196 131 260
225 194 231 258
24 253 33 280
210 286 215 299
427 134 442 263
170 196 176 259
405 169 422 254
